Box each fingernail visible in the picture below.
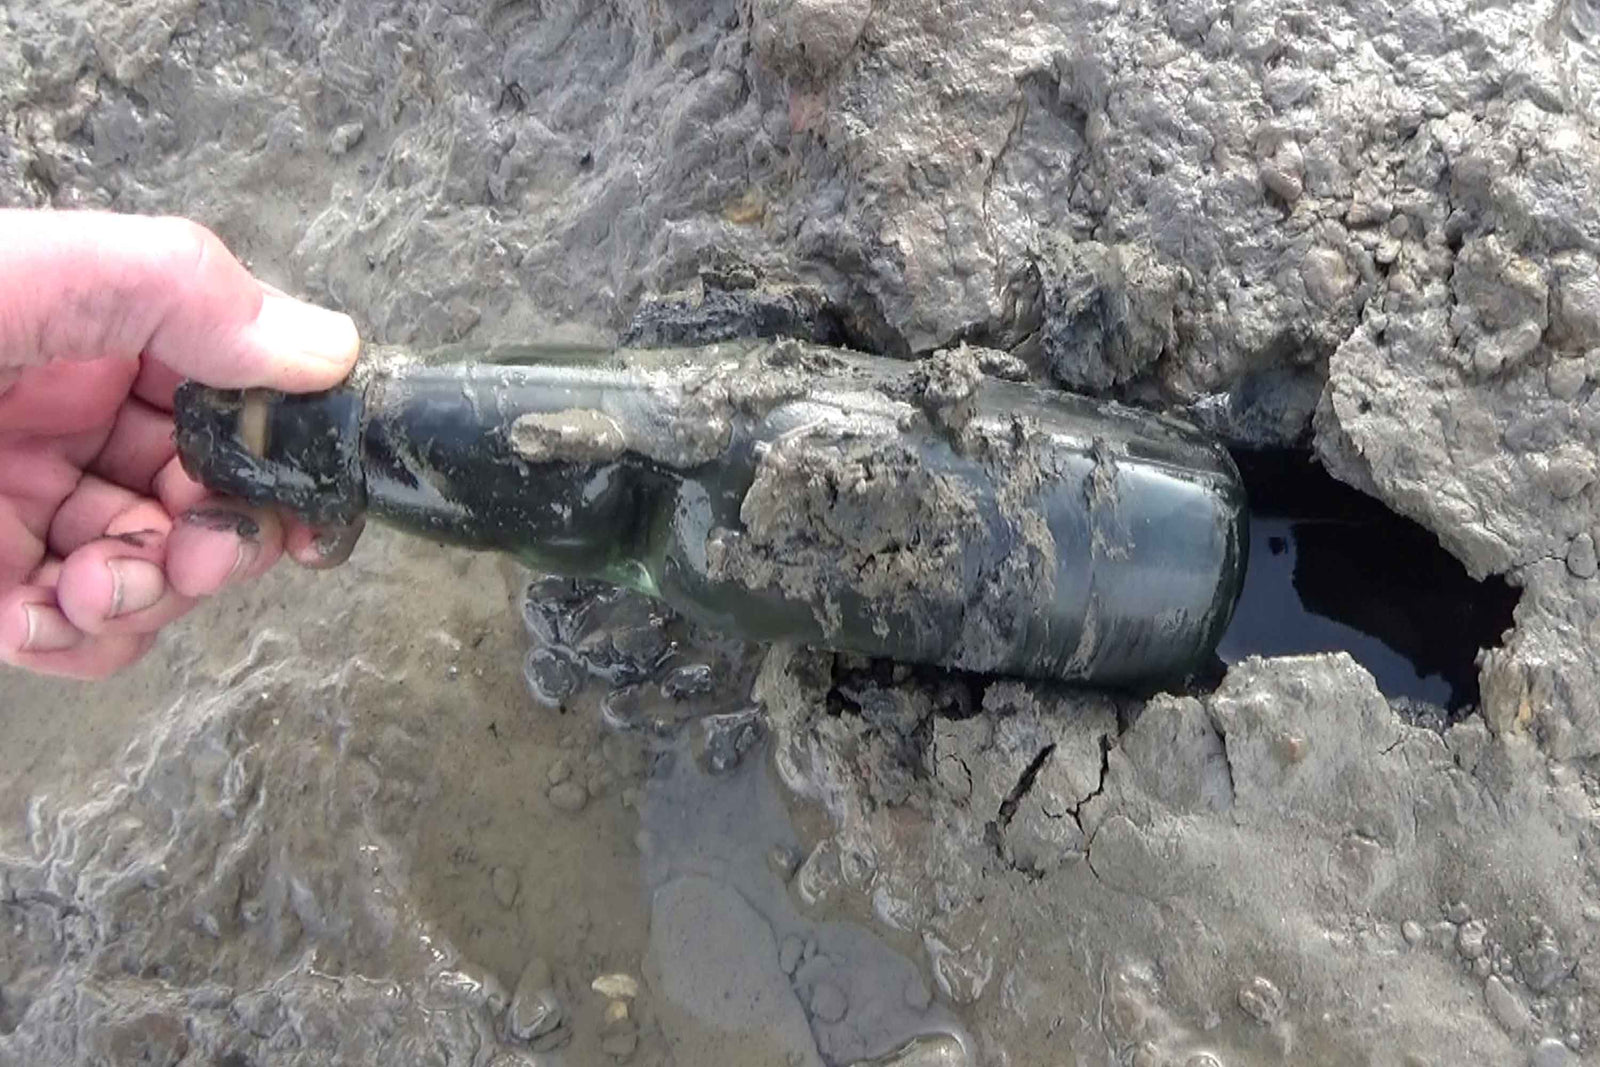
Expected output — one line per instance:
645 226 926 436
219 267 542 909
229 538 261 583
22 605 82 653
107 559 166 618
181 508 261 539
255 289 361 369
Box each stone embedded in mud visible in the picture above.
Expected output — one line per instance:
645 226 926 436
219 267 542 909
523 648 581 708
1236 976 1285 1025
1532 1037 1578 1067
751 0 872 84
809 980 848 1023
548 780 589 813
1484 975 1530 1035
846 1032 970 1067
508 957 565 1043
661 664 716 700
1566 534 1598 579
694 708 767 775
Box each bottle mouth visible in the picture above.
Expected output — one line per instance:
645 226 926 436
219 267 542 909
173 381 368 527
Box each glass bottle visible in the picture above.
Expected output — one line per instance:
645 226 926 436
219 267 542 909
174 340 1248 686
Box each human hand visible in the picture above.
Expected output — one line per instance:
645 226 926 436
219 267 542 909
0 209 363 678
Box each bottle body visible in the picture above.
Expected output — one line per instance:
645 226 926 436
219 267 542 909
174 341 1247 686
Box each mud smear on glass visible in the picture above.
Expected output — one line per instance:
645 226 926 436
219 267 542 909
1212 449 1521 716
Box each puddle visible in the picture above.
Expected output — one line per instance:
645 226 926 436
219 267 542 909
1216 449 1521 714
515 577 970 1067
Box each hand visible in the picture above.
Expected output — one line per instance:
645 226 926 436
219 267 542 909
0 209 363 679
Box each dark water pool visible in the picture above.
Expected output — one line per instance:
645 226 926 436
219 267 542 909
1213 449 1520 714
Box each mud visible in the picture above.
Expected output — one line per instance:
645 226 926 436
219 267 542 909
7 0 1600 1063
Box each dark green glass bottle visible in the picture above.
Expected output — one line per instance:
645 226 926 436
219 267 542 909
174 340 1247 686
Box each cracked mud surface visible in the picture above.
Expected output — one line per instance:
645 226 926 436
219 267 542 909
7 0 1600 1063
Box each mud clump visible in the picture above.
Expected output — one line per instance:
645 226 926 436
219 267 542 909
708 434 981 634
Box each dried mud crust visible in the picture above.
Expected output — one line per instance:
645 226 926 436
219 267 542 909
761 643 1600 1066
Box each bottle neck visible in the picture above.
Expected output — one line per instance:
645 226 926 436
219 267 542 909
357 364 679 583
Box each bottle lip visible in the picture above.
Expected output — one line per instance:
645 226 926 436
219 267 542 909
174 381 368 527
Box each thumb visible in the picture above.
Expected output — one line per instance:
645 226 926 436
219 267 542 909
230 281 363 392
0 209 360 392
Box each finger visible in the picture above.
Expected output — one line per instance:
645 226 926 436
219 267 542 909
166 501 285 598
0 210 360 392
0 586 157 679
152 454 210 518
89 396 178 494
55 517 197 637
0 501 47 595
46 474 158 558
285 516 365 569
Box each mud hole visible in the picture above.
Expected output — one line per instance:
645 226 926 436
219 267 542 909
1218 448 1522 717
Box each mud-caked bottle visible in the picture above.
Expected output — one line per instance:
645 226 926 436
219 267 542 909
174 340 1248 686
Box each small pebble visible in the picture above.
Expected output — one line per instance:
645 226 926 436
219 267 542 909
1474 956 1492 978
1549 358 1588 400
509 958 564 1041
1567 533 1597 580
491 866 519 909
661 663 715 699
1532 1037 1576 1067
329 121 365 154
549 781 589 813
1484 975 1530 1034
524 648 581 707
1402 920 1424 945
592 974 640 1000
605 999 630 1024
779 935 804 976
1238 975 1285 1024
548 759 572 785
810 981 848 1023
1446 901 1473 924
1458 920 1488 960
